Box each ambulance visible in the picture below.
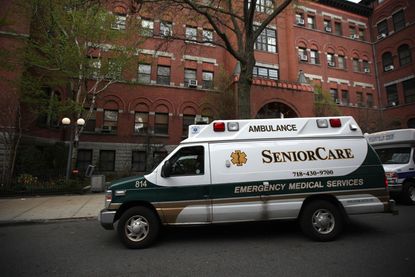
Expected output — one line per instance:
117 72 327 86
366 129 415 204
99 116 397 248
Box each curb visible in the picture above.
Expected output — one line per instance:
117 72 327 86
0 216 97 227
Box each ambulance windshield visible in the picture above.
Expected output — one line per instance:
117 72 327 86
375 147 411 164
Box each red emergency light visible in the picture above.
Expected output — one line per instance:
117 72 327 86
213 122 226 132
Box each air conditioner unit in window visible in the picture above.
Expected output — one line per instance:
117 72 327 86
296 18 305 25
328 61 335 67
384 65 394 71
188 79 198 88
377 33 386 40
300 54 308 61
350 34 359 39
364 68 370 73
335 99 341 105
325 26 332 32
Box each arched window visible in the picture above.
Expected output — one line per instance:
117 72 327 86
382 52 393 71
398 44 412 66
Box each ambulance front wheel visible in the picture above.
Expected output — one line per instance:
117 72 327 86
299 200 344 241
401 181 415 205
117 206 160 249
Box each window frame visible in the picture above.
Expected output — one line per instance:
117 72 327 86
99 150 115 172
157 65 171 85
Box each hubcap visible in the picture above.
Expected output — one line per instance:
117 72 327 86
125 215 149 242
312 209 335 235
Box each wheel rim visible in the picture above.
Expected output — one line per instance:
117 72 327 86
125 215 149 242
311 209 335 235
409 186 415 202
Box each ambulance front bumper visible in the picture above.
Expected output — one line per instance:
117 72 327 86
99 209 116 230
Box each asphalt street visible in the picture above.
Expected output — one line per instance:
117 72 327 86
1 205 414 277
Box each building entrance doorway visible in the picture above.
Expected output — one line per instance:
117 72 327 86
256 102 298 119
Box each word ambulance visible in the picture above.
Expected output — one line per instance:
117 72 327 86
99 116 397 249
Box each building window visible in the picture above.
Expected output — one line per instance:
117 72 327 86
327 53 335 67
111 15 126 30
76 149 92 173
182 114 196 137
393 10 405 32
356 92 364 106
352 58 361 72
362 60 369 73
202 71 214 89
386 84 399 106
254 27 277 53
324 20 332 32
134 112 149 134
184 69 197 87
367 93 374 108
252 0 274 14
329 88 339 103
107 59 122 80
132 151 146 172
334 21 342 36
140 19 154 36
298 47 308 62
310 49 319 65
358 28 365 40
341 90 349 105
338 55 346 69
157 65 170 85
377 19 388 36
398 44 412 66
185 26 197 41
403 78 415 104
88 57 101 78
202 29 213 44
154 113 169 135
83 109 96 133
99 150 115 171
103 110 118 133
160 21 172 37
253 66 279 80
296 13 305 25
382 52 393 71
349 25 357 38
138 63 151 84
307 15 316 29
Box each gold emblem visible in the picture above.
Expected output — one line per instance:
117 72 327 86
230 150 247 166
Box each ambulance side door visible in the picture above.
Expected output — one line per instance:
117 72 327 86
156 144 211 224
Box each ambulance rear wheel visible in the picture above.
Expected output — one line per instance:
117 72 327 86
401 181 415 205
117 206 160 249
300 200 343 241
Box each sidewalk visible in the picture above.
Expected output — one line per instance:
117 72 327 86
0 193 104 225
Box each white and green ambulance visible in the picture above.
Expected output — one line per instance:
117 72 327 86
366 129 415 204
99 116 397 248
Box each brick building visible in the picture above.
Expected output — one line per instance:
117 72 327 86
0 0 414 178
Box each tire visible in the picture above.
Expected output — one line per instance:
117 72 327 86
117 206 160 249
401 181 415 205
299 200 344 241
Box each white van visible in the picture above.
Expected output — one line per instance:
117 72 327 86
99 116 397 248
366 129 415 204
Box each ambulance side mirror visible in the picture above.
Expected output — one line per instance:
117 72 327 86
161 161 171 178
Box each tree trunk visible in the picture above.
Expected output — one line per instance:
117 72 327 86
237 58 255 119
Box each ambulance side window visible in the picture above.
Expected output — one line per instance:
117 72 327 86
169 146 204 176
